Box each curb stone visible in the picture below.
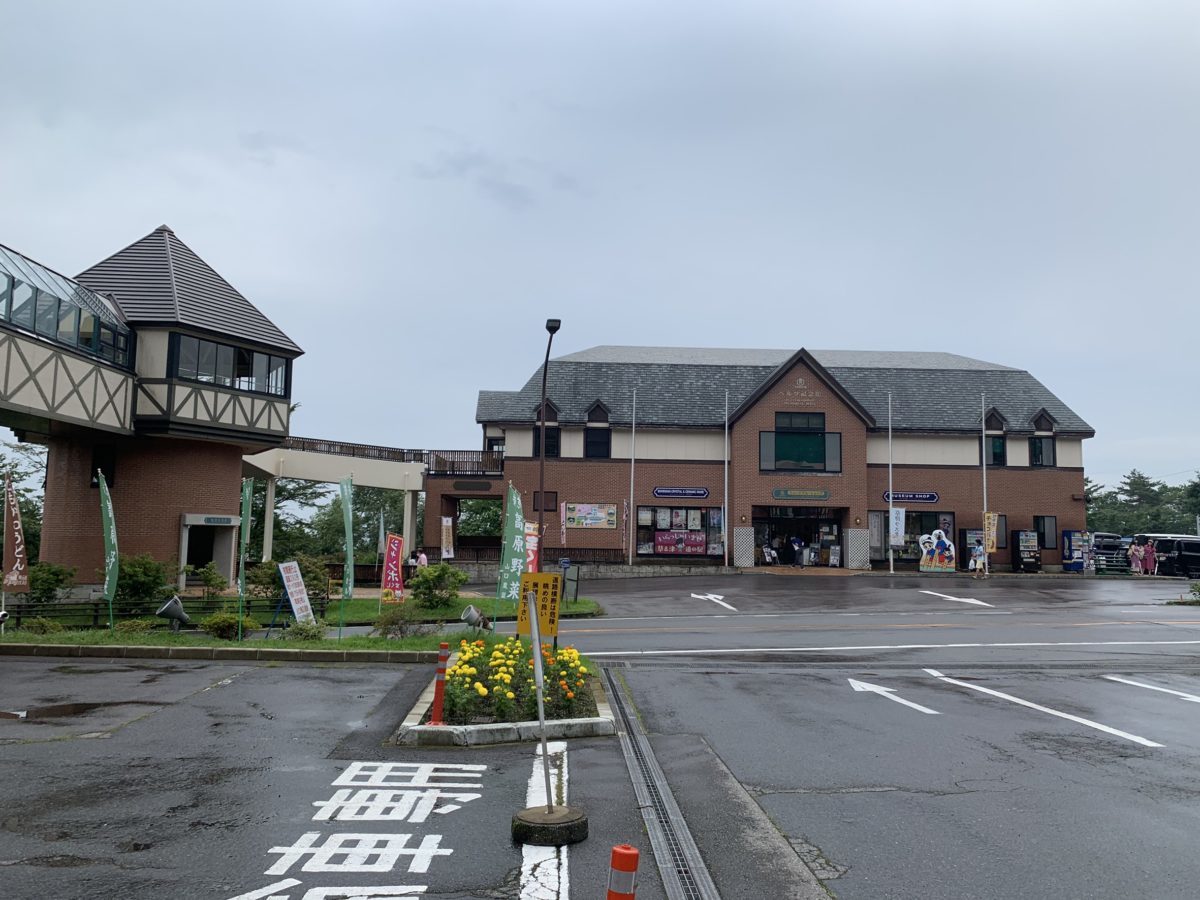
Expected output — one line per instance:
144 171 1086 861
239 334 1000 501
389 667 616 746
0 643 442 663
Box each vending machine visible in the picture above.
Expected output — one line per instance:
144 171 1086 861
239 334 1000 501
1012 530 1041 572
1061 530 1092 573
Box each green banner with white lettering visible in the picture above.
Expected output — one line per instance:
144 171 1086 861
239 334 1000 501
496 482 526 602
97 470 118 629
339 477 354 600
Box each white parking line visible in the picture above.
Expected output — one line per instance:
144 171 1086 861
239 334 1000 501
924 669 1163 748
1103 675 1200 703
919 590 994 608
586 639 1200 657
520 741 569 899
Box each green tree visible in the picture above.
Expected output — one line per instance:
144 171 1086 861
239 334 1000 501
248 478 330 562
457 499 502 536
310 486 411 559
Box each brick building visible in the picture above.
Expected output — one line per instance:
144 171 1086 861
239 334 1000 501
425 345 1093 572
0 227 300 587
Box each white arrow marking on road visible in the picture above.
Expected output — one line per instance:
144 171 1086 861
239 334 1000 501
919 590 993 608
691 592 737 611
1103 675 1200 703
923 669 1163 747
847 678 940 715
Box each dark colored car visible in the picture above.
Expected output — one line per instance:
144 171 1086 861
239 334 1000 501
1149 537 1200 577
1091 532 1130 571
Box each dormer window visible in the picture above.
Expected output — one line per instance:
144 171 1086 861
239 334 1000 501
535 400 558 423
985 410 1006 432
1032 409 1056 433
587 402 609 424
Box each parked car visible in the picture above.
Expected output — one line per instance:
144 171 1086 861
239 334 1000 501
1134 534 1200 577
1091 532 1130 571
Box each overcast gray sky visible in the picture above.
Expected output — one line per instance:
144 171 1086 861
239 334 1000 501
2 0 1197 489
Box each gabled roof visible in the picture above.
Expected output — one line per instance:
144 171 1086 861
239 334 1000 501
77 225 302 356
477 345 1094 436
728 348 875 426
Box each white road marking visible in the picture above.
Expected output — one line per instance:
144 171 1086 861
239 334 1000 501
520 740 570 899
586 639 1200 657
847 678 940 715
691 592 737 611
919 590 994 608
923 669 1163 748
223 879 302 900
1103 675 1200 703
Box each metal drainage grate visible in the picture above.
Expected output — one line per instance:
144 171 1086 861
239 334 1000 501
604 667 722 900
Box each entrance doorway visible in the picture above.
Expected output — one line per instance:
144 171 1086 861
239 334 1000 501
186 526 217 570
752 506 846 565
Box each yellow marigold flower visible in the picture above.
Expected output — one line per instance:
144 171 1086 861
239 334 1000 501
493 685 503 694
473 681 484 691
506 691 515 700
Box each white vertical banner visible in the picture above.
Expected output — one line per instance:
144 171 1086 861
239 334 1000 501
440 515 455 559
889 507 906 547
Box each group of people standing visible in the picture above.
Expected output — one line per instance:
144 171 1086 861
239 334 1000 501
762 534 806 567
1128 540 1157 575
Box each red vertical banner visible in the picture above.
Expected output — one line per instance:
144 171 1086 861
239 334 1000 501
381 532 405 603
3 473 29 593
524 521 540 574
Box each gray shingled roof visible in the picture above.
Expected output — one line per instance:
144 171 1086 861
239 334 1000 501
477 346 1093 435
77 225 302 356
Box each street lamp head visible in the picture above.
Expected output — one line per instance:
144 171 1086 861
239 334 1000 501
545 318 561 335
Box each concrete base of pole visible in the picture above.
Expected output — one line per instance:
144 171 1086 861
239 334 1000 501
511 804 588 846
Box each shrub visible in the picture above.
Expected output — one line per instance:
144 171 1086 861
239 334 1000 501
112 554 176 616
195 562 229 601
285 619 327 642
249 556 329 601
408 563 468 610
198 612 260 640
114 617 160 634
21 616 65 635
1192 582 1200 601
374 603 437 639
22 562 76 605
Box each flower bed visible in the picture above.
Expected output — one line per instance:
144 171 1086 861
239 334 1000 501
440 636 596 725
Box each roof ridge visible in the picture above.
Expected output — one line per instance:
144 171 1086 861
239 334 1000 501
161 230 181 322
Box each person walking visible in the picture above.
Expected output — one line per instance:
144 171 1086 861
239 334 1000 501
416 548 429 567
1143 540 1157 576
791 535 805 568
1128 541 1144 575
970 538 987 579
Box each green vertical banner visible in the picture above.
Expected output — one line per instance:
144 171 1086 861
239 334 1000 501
237 477 253 641
338 477 354 640
97 470 118 629
496 483 526 610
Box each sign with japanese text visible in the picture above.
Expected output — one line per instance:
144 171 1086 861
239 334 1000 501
97 470 119 604
889 507 906 547
654 531 706 555
3 473 29 592
563 502 617 529
516 572 561 638
440 516 454 560
983 511 998 554
339 478 355 600
496 484 525 602
381 533 405 603
559 500 566 544
772 488 831 501
238 478 253 601
524 521 540 573
278 560 318 625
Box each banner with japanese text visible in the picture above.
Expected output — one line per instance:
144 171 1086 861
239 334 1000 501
278 560 318 624
3 473 29 593
440 516 455 559
524 521 540 573
984 511 999 554
98 470 118 629
888 507 906 547
339 477 354 599
238 477 253 601
496 483 525 601
381 533 405 603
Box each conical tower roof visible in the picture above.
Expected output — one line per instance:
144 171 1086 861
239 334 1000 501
77 225 301 355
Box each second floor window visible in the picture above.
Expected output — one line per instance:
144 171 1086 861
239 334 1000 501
760 430 842 472
585 428 612 459
1029 437 1056 467
532 426 560 458
984 436 1006 466
174 334 289 398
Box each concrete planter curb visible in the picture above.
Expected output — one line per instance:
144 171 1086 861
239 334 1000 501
0 642 442 664
389 663 616 747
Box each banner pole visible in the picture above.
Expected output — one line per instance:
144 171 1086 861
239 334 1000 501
2 480 6 637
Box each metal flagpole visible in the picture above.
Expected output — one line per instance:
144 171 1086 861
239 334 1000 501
888 391 894 575
723 390 730 568
627 389 636 566
982 393 989 576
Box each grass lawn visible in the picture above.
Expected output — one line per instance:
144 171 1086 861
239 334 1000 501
320 594 602 627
